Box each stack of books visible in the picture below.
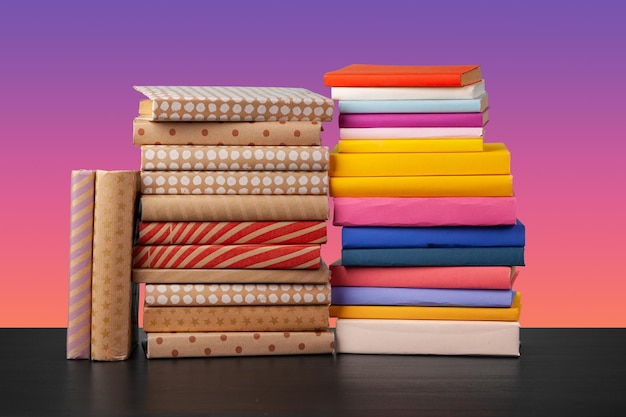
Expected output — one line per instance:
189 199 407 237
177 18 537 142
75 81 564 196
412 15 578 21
130 86 337 358
323 65 525 356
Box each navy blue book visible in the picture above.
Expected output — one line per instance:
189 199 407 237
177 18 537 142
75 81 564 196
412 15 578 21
341 247 525 266
342 220 525 249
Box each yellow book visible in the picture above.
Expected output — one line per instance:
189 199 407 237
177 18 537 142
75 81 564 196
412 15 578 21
337 138 484 153
329 143 509 177
329 292 521 321
329 174 513 197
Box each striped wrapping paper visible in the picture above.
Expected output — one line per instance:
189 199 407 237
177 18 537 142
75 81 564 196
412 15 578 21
140 171 328 195
66 170 95 360
133 244 321 269
137 221 327 245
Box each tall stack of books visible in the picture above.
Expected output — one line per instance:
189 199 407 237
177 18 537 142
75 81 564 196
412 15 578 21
323 65 525 356
131 86 336 358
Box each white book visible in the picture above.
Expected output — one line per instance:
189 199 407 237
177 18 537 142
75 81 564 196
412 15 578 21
340 127 484 139
331 81 486 101
335 319 520 356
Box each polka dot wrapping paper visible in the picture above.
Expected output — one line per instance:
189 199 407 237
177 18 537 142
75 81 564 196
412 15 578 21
134 86 334 122
146 330 335 358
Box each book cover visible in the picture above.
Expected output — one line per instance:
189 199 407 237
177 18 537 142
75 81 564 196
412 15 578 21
337 138 484 153
329 292 522 321
134 86 334 122
137 221 327 245
338 94 488 114
141 145 329 171
335 319 520 356
338 111 488 128
323 64 482 87
140 195 329 221
140 171 328 195
341 219 526 248
329 175 514 197
331 287 516 307
133 119 323 146
133 244 321 269
66 170 95 360
331 80 486 100
146 330 335 358
340 127 485 139
332 196 517 226
329 262 518 290
341 247 525 267
90 170 140 361
144 282 331 307
329 143 509 177
132 264 331 284
143 305 330 332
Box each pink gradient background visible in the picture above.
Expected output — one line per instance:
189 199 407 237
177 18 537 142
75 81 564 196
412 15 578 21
1 2 624 328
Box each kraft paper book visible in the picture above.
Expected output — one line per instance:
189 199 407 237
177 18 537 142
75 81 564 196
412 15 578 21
134 86 334 122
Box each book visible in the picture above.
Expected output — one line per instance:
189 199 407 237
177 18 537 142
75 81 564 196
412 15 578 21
137 221 327 245
341 219 526 248
143 305 330 332
341 247 525 267
329 292 522 321
133 244 321 269
338 111 488 128
331 81 486 100
141 145 329 171
329 143 509 177
338 94 488 114
134 86 334 122
340 127 484 139
331 287 515 307
329 175 514 197
337 138 484 153
334 319 520 356
329 262 518 290
145 330 335 358
90 170 140 361
66 170 95 360
144 282 331 307
323 64 482 87
133 119 323 146
140 195 329 221
140 171 328 195
332 196 517 226
132 264 331 284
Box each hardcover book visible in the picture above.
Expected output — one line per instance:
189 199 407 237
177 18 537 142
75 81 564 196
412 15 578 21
331 80 486 100
338 111 489 128
337 138 484 153
338 94 488 114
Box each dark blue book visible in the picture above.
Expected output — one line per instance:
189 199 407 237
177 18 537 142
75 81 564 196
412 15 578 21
341 247 525 266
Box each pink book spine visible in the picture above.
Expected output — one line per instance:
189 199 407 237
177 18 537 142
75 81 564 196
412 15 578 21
338 112 487 128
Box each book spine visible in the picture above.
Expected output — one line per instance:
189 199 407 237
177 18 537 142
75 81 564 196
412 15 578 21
330 81 486 100
338 112 487 128
90 170 139 361
146 331 335 358
133 244 321 269
141 145 329 171
337 138 484 153
140 195 329 221
338 95 488 114
133 119 323 146
137 221 327 245
144 282 331 307
339 127 485 139
143 305 329 332
140 171 328 195
66 170 95 360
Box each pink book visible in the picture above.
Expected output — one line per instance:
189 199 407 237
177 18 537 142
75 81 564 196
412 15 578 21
332 196 517 227
338 112 488 128
330 261 518 290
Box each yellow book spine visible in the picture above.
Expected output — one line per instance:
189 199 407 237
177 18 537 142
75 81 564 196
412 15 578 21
337 138 484 153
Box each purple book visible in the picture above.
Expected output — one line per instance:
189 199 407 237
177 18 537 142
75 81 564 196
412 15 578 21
338 111 488 128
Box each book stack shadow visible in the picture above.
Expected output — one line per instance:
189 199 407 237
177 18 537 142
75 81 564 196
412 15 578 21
131 86 336 358
323 65 525 356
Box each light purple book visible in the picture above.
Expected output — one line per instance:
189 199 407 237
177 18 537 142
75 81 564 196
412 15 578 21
338 111 488 128
331 286 516 307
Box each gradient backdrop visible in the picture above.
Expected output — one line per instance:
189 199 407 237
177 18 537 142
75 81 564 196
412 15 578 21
1 1 624 327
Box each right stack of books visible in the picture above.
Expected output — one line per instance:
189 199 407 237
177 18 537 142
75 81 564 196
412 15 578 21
323 64 525 356
130 86 336 358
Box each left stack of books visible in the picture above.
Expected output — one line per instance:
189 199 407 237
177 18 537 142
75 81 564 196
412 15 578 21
131 86 336 358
